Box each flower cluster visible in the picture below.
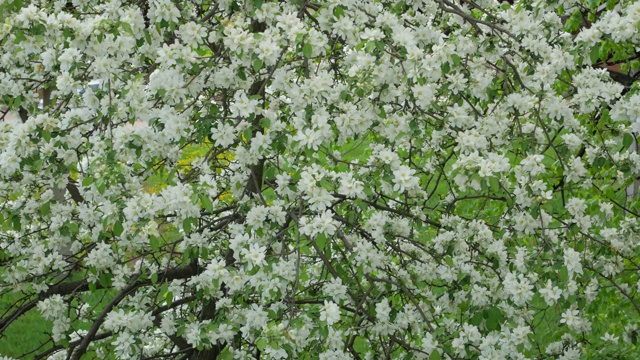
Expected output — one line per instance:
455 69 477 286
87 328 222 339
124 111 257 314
1 0 640 359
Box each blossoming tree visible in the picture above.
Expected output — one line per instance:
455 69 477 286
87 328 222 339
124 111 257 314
1 0 640 358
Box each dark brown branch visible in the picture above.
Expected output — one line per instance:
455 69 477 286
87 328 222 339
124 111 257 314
0 261 200 336
35 331 113 360
35 294 198 360
69 280 139 360
66 179 85 204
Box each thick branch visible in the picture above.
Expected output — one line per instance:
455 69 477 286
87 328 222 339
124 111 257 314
69 280 139 360
0 261 200 334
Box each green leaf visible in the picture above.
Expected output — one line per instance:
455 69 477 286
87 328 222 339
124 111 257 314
252 57 263 72
450 54 462 67
8 0 24 11
120 21 134 36
470 312 483 326
164 289 173 307
365 41 376 53
623 133 634 150
441 62 450 74
208 103 220 115
68 222 79 234
201 195 214 213
530 205 540 219
151 273 158 284
316 233 327 251
488 178 502 195
243 127 253 142
183 217 198 234
13 96 23 109
217 347 234 360
303 43 312 59
353 336 369 355
319 323 329 338
113 221 124 236
150 235 160 251
82 177 94 186
96 180 107 194
333 6 345 18
253 0 263 9
378 106 387 118
99 273 112 287
39 202 50 216
589 44 600 64
559 266 569 283
593 156 606 168
256 338 268 351
430 351 442 360
599 44 611 63
259 117 271 129
564 9 582 33
13 30 26 44
485 307 503 331
11 215 21 231
237 67 247 81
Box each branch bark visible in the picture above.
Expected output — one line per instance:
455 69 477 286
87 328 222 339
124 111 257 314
0 261 200 334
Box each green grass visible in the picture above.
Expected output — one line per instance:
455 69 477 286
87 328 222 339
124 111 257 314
0 291 52 358
0 272 123 358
